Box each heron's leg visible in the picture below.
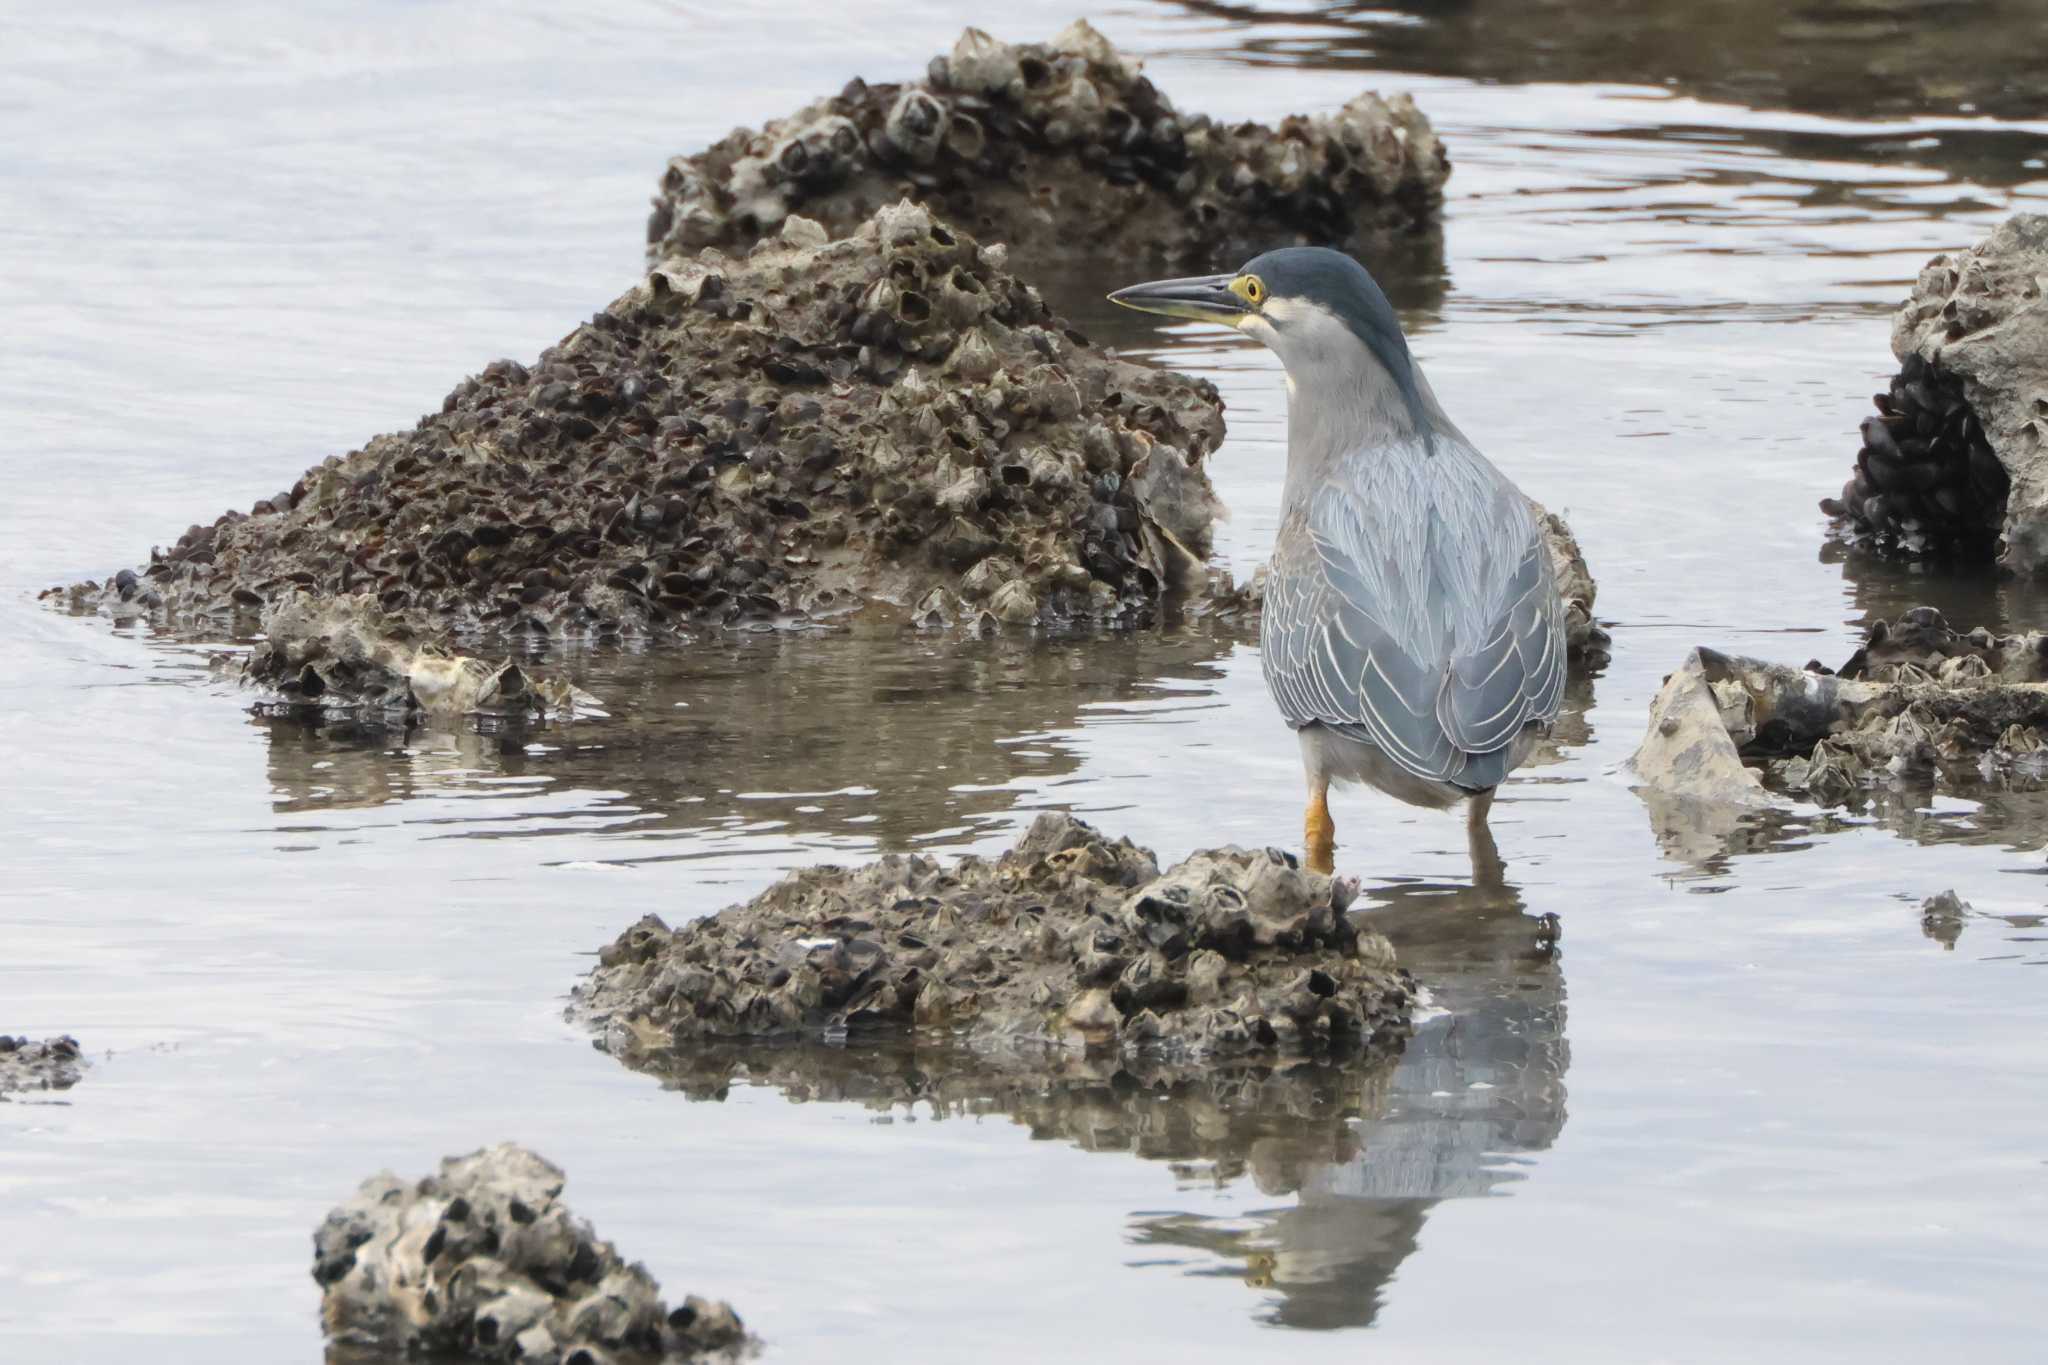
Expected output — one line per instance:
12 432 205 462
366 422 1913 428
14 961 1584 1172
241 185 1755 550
1466 788 1506 889
1305 777 1335 875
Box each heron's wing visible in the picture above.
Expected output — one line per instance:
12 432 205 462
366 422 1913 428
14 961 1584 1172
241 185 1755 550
1435 514 1567 757
1261 435 1566 788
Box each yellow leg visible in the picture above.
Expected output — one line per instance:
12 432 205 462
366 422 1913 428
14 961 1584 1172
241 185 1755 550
1304 781 1335 875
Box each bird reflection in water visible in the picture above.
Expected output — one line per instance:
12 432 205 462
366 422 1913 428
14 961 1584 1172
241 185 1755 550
1128 872 1567 1329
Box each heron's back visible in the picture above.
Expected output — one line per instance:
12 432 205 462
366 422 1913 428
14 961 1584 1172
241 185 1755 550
1261 432 1566 793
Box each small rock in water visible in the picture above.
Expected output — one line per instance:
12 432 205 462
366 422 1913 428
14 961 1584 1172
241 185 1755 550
1919 890 1970 950
1631 607 2048 812
0 1035 87 1097
314 1142 754 1363
570 812 1414 1061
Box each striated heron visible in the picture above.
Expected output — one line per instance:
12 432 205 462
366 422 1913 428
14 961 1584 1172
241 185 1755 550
1110 247 1565 880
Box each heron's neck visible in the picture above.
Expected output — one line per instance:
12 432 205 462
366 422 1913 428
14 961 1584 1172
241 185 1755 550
1280 355 1428 513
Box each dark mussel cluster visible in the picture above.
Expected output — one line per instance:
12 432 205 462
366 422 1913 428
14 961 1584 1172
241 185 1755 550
1822 352 2009 557
67 201 1226 654
573 812 1414 1061
647 22 1448 269
316 1143 751 1364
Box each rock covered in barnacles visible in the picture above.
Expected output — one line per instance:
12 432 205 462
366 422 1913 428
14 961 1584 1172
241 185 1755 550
314 1143 754 1364
647 23 1447 272
571 812 1413 1062
59 202 1226 653
1630 608 2048 816
1530 501 1608 662
1823 214 2047 567
0 1036 87 1097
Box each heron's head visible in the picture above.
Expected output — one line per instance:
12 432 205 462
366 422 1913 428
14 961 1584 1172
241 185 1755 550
1108 246 1423 423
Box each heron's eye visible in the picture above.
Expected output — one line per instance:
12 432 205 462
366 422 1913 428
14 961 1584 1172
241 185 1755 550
1236 274 1267 306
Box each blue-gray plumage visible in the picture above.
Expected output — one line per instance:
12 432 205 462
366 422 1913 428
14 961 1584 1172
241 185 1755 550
1109 247 1566 878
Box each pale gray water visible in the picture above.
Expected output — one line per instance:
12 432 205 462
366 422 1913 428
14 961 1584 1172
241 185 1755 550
5 3 2048 1361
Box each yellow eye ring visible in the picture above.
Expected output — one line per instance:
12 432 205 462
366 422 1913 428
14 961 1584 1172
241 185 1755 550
1232 274 1267 307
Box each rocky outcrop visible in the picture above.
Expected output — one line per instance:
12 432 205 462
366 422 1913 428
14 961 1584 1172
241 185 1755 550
571 813 1413 1062
314 1143 753 1364
59 202 1228 674
0 1036 86 1097
1824 215 2048 567
648 24 1447 275
1630 608 2048 812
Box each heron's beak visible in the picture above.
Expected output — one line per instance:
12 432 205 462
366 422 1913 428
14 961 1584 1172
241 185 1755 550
1106 273 1248 325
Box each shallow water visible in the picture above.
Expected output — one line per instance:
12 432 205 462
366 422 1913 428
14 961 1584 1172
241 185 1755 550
6 3 2048 1360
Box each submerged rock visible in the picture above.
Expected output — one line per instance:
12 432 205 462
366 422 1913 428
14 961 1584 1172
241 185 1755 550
1920 890 1970 950
1630 608 2048 813
571 813 1413 1061
0 1035 86 1097
241 594 597 722
648 23 1447 273
1823 214 2047 567
60 201 1226 664
315 1142 753 1364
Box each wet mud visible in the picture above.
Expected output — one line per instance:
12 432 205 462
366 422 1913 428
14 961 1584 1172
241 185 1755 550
572 812 1414 1062
0 1035 86 1097
1631 607 2048 817
647 24 1447 276
315 1143 753 1365
1826 215 2047 567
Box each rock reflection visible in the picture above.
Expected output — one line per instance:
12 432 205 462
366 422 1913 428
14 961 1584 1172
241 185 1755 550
1823 538 2048 642
611 1038 1396 1178
1642 776 2048 871
254 624 1244 847
1130 874 1567 1328
589 874 1565 1333
1174 0 2048 129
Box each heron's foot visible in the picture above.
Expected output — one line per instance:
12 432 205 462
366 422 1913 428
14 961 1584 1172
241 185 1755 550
1305 789 1336 875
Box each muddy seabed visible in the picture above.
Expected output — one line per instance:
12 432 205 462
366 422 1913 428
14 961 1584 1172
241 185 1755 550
8 3 2048 1364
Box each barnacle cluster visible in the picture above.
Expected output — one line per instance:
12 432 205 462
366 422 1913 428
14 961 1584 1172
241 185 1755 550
315 1143 753 1364
571 812 1414 1062
649 22 1448 271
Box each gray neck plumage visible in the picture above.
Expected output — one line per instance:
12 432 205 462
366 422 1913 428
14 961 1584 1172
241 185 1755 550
1273 308 1441 515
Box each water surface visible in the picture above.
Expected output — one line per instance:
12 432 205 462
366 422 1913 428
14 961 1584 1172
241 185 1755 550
5 3 2048 1361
